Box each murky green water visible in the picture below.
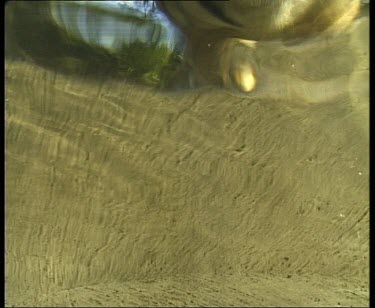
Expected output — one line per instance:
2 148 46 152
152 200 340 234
5 1 369 307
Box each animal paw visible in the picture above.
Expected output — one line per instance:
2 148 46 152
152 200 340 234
217 38 258 93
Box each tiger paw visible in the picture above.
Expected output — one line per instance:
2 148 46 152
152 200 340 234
217 38 258 93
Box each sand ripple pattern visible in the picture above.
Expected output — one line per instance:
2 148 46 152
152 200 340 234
5 16 368 307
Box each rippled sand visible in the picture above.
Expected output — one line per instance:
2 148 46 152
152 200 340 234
5 14 368 307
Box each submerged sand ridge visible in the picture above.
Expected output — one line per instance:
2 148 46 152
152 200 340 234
5 15 368 308
6 60 368 306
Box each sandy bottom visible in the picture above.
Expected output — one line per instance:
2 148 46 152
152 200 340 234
5 17 368 307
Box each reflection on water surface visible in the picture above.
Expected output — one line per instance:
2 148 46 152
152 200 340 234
5 1 368 96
